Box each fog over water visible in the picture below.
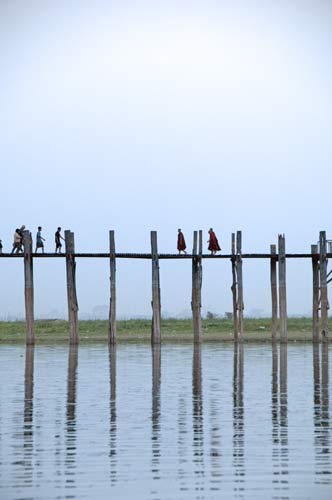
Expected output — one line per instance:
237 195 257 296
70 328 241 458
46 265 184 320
1 0 332 318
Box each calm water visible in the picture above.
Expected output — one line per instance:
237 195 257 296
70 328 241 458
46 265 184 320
0 342 331 500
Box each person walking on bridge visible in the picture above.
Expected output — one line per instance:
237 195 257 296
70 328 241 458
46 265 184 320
35 226 45 253
11 225 25 254
207 228 221 255
177 228 187 254
55 227 65 253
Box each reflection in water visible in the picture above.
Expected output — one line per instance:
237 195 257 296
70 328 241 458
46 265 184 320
3 343 332 500
23 346 34 486
271 342 279 482
271 343 289 498
192 343 205 494
151 345 161 484
177 394 188 492
65 345 78 489
109 345 117 485
313 344 320 418
314 343 331 484
209 377 222 488
233 343 245 496
279 344 289 490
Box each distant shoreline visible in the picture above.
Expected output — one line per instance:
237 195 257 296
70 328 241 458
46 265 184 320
0 317 324 343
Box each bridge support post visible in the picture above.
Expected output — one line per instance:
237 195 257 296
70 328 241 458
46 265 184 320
151 231 161 344
278 234 287 343
108 230 117 344
311 244 319 343
319 231 329 343
23 230 35 345
270 244 278 340
192 231 202 343
65 231 79 345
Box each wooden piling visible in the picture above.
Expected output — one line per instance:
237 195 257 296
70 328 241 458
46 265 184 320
198 229 203 256
192 231 202 343
270 244 278 340
319 231 329 342
278 234 287 343
151 231 161 344
65 231 79 345
108 230 116 344
231 233 238 342
236 231 244 342
311 244 319 343
23 231 34 345
193 231 197 255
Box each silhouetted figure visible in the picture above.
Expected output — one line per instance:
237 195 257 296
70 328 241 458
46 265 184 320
207 228 221 255
11 225 25 254
55 227 65 253
17 225 26 252
177 228 187 254
0 239 2 254
35 226 45 253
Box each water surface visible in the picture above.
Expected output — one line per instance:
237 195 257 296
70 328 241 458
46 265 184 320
0 343 331 499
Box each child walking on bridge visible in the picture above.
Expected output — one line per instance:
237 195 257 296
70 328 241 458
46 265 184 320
35 227 45 253
55 227 65 253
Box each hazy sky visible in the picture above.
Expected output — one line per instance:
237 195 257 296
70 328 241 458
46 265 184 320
1 0 332 319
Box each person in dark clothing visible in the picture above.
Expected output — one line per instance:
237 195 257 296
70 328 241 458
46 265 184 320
55 227 65 253
177 228 187 254
207 228 221 255
11 225 25 254
17 225 25 253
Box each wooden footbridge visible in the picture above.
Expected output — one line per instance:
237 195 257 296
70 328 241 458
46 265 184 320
0 230 330 345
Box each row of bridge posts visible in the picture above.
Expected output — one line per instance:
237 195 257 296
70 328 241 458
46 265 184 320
20 230 330 345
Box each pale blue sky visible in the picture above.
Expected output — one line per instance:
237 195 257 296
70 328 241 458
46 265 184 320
1 0 331 318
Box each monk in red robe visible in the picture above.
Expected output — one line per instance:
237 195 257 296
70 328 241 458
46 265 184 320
208 228 221 255
177 228 187 254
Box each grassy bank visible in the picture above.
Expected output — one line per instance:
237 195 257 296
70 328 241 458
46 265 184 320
0 317 319 343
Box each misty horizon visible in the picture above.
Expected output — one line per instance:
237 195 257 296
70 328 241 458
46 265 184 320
1 0 331 318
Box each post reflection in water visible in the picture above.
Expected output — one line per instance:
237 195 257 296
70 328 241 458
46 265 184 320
271 343 289 498
271 341 279 481
23 345 35 486
109 344 117 485
313 343 331 484
3 342 332 500
65 345 78 490
232 343 245 496
177 394 188 493
209 376 222 488
279 344 289 490
192 343 205 494
151 345 161 483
